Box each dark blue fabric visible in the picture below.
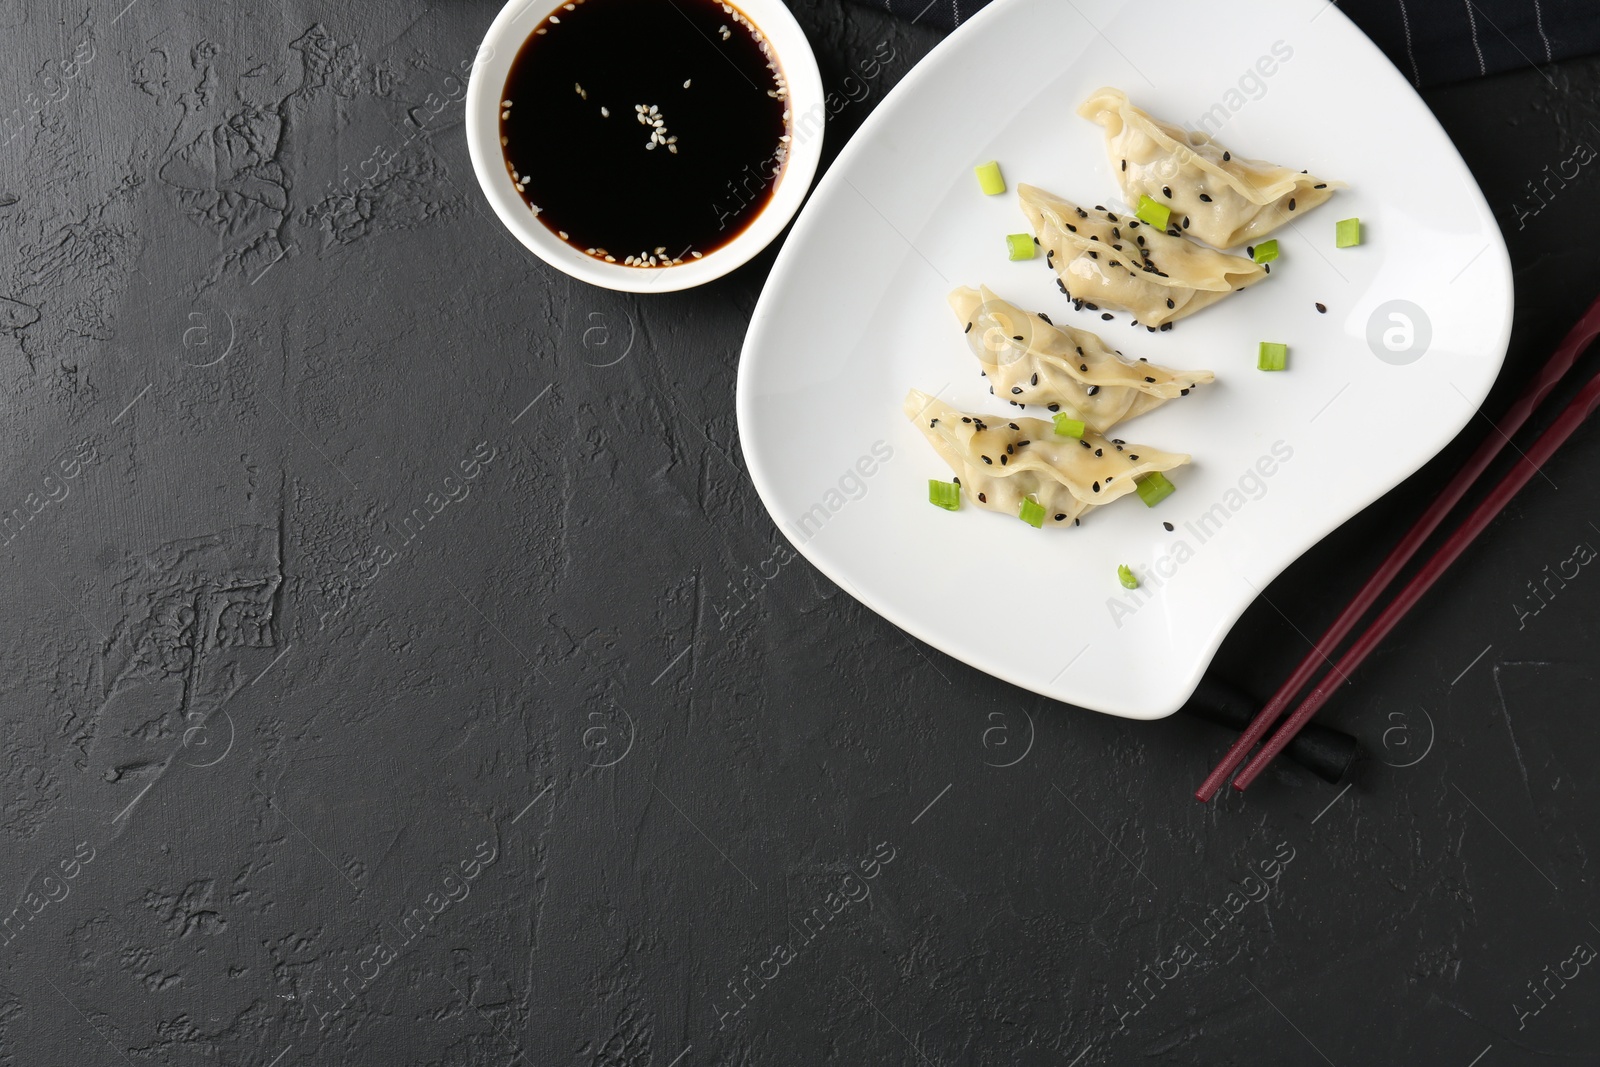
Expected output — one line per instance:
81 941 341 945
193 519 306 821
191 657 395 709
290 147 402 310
852 0 1600 87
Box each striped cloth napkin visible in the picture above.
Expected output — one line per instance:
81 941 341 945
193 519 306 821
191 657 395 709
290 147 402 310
854 0 1598 87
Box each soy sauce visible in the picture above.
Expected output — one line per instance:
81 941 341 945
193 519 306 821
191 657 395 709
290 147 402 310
499 0 792 268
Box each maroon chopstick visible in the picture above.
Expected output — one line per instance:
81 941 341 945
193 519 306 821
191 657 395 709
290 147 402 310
1195 293 1600 802
1232 368 1600 790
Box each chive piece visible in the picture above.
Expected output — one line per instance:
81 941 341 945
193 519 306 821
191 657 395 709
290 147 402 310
1052 413 1085 438
1006 233 1036 260
1118 564 1139 590
1135 471 1175 507
975 160 1006 196
1019 498 1046 528
928 480 961 511
1258 341 1288 371
1336 217 1361 248
1135 194 1170 230
1252 239 1279 264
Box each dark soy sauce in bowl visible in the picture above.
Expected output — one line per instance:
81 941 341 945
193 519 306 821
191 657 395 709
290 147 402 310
499 0 792 269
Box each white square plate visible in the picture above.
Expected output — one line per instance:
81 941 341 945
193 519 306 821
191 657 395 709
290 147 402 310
736 0 1513 718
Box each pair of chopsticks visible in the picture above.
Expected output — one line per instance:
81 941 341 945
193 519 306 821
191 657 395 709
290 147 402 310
1197 292 1600 800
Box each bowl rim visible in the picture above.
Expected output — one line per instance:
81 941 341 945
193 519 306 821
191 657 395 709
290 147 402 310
464 0 825 294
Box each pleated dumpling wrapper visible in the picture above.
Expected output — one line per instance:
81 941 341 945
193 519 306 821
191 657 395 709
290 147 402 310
1077 87 1343 249
1019 184 1265 327
904 388 1189 526
950 285 1214 434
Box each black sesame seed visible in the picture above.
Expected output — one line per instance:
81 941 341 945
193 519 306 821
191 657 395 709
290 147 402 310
1198 193 1212 203
1030 373 1039 386
1074 518 1080 527
1166 298 1175 309
1263 263 1271 274
929 419 937 427
1094 448 1102 457
1095 204 1106 211
1080 440 1090 449
1129 454 1139 460
981 455 992 464
1086 385 1100 396
1147 326 1156 333
1038 312 1053 324
978 493 986 502
1131 319 1139 327
1047 403 1059 412
1018 440 1030 446
1288 198 1296 211
1314 183 1327 190
1065 224 1076 233
1011 386 1023 395
1316 302 1327 314
1222 151 1231 161
1080 364 1088 372
1008 422 1019 429
1114 444 1123 452
1161 322 1173 332
1179 387 1188 395
964 322 973 333
1088 250 1098 259
961 416 972 423
952 477 959 486
1162 186 1171 198
1101 313 1113 321
1075 207 1088 218
1246 245 1254 258
1033 236 1040 245
1144 376 1156 383
1085 302 1098 311
1107 212 1119 222
1000 454 1008 465
1163 521 1174 531
1092 481 1101 493
1121 159 1127 171
1055 513 1066 521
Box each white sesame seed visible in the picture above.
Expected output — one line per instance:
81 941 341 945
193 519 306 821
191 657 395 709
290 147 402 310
501 99 512 107
683 79 692 89
667 144 677 153
501 110 510 119
558 230 568 239
548 13 560 22
645 140 656 150
691 251 702 259
500 136 508 146
600 106 609 117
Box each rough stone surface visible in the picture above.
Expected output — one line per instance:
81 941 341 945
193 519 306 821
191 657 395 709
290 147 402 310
0 2 1597 1064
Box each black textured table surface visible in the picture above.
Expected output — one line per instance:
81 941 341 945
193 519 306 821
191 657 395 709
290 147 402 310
3 2 1598 1065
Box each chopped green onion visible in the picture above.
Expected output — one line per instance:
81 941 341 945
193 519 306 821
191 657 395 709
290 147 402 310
975 160 1006 196
1019 498 1046 528
1252 239 1279 264
1135 471 1175 507
1118 564 1139 589
1336 217 1361 248
1052 413 1086 438
1135 194 1170 230
1258 341 1288 371
1006 233 1036 260
928 480 961 511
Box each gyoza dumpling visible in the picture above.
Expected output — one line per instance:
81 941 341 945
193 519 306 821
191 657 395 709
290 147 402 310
904 388 1189 526
950 285 1214 434
1078 87 1343 249
1020 184 1264 327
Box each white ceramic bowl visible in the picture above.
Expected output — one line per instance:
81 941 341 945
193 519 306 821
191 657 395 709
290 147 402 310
465 0 824 293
